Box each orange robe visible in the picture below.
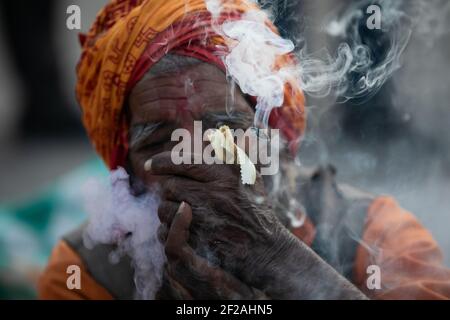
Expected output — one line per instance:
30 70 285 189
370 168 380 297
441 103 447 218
38 196 450 300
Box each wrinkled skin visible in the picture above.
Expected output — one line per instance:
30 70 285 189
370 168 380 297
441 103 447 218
128 61 366 300
147 152 285 279
156 201 268 300
128 61 277 298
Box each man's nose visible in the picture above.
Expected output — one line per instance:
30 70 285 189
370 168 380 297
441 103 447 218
176 107 196 132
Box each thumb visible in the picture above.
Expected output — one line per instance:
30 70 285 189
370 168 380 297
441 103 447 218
165 202 193 252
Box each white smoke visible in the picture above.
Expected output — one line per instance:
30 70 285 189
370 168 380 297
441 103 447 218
206 1 297 128
82 167 165 300
222 14 294 128
291 0 449 101
205 0 410 130
207 0 450 111
320 0 411 101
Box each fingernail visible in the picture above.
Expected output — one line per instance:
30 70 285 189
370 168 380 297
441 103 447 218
144 159 152 171
178 201 186 213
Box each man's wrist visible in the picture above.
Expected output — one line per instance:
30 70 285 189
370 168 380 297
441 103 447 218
242 226 368 299
241 224 300 293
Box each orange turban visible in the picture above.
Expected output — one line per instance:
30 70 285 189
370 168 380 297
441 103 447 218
76 0 305 169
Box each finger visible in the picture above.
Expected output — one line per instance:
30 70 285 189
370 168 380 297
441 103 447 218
165 201 193 260
164 202 261 299
157 268 193 300
168 244 261 300
158 200 180 225
164 204 255 299
160 176 205 204
157 223 169 243
144 151 234 182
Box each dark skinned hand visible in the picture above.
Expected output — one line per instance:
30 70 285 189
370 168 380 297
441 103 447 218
156 201 268 300
146 151 287 294
150 152 367 300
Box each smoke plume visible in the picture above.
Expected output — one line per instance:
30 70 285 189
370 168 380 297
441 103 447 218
82 168 165 299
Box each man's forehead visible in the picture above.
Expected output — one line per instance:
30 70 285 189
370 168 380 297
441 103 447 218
129 62 254 125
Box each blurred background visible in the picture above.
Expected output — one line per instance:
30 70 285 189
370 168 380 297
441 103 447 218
0 0 449 299
0 0 108 299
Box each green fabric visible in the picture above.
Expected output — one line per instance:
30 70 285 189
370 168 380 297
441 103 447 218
0 158 108 299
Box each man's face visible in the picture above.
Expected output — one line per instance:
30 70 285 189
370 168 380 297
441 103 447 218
128 62 255 186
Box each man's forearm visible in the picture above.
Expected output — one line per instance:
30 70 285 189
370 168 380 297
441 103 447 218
243 230 368 300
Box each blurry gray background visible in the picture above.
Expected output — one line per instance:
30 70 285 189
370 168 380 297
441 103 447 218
299 0 450 265
0 0 107 202
0 0 449 266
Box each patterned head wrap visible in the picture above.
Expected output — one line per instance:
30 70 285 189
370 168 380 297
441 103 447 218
76 0 305 168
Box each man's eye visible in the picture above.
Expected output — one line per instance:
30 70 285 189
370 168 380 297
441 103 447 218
146 140 166 150
138 139 167 153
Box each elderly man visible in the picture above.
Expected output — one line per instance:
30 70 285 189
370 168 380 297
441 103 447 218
39 0 450 300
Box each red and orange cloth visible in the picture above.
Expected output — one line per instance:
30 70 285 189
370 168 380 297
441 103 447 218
76 0 305 169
